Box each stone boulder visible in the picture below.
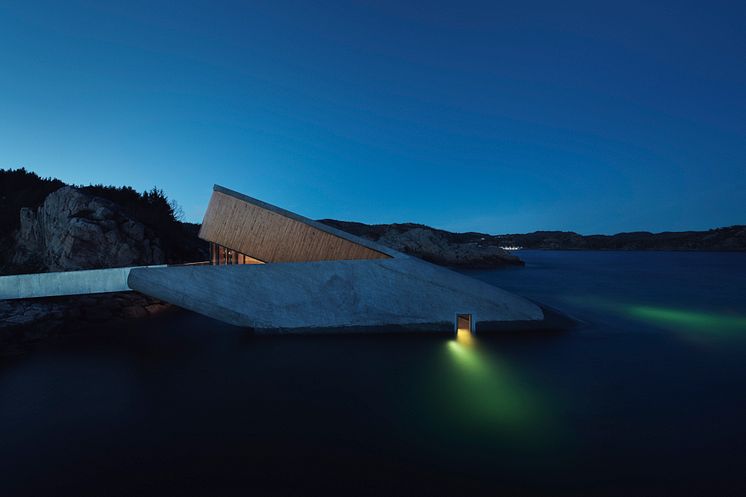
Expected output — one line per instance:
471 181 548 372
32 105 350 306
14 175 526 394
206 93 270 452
0 292 173 356
12 186 164 271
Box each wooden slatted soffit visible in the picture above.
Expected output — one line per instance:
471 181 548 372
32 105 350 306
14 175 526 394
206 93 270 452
198 188 391 263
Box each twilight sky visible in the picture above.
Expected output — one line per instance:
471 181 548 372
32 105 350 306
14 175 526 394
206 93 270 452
0 1 744 234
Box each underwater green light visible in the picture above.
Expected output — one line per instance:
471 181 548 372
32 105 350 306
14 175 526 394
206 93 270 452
628 305 746 333
444 337 543 433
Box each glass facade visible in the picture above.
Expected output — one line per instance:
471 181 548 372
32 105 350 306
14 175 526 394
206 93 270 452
210 242 264 265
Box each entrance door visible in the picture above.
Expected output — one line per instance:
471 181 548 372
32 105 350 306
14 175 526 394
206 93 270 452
456 313 473 334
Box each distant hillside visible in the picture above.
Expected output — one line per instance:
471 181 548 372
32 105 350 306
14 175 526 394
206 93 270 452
493 227 746 251
319 220 524 267
321 220 746 252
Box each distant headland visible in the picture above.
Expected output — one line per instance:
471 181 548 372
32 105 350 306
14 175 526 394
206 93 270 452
321 219 746 254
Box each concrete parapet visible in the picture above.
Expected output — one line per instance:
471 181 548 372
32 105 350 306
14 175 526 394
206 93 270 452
0 266 166 300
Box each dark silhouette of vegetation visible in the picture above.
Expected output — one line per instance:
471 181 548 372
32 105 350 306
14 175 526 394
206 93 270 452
0 168 64 235
80 183 203 264
0 167 207 266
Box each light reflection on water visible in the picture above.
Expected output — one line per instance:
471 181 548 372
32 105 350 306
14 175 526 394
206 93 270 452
560 294 746 342
471 250 746 347
430 327 555 448
627 305 746 338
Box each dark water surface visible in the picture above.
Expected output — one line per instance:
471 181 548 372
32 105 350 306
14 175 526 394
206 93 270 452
2 251 746 496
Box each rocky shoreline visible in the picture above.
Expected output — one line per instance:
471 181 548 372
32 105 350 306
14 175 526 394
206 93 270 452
0 291 173 356
320 219 524 268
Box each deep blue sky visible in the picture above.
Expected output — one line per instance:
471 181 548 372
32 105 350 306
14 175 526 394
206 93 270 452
1 1 744 234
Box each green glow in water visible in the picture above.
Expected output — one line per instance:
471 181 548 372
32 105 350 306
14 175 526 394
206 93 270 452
628 306 746 334
442 336 544 438
562 294 746 341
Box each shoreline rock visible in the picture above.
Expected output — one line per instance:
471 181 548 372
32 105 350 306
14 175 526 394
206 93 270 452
10 186 165 274
0 292 174 356
319 220 524 268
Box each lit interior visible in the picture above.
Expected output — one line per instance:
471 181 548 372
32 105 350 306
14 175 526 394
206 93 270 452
210 242 265 265
456 313 473 344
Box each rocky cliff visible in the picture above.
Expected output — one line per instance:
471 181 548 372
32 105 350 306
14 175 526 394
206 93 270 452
319 220 524 267
9 186 165 273
1 168 209 274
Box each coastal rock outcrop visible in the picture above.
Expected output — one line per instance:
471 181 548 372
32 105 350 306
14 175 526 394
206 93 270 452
375 226 523 267
319 220 524 267
0 292 173 356
11 186 164 272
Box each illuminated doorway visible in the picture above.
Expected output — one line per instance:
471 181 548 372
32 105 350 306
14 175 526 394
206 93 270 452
456 313 473 333
455 313 474 344
457 313 474 332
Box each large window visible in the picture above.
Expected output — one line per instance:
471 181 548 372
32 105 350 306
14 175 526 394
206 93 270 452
210 242 264 265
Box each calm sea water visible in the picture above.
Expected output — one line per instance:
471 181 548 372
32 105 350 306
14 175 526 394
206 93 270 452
2 251 746 496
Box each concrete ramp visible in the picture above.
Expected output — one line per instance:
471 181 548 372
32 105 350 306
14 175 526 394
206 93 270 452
0 266 166 300
128 258 544 334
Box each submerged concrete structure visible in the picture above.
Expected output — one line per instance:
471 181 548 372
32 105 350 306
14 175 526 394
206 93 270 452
127 185 547 334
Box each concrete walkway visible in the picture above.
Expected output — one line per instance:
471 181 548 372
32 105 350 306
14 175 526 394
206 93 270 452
0 266 166 300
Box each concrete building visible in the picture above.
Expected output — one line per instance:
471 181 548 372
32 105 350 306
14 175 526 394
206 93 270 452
127 185 550 334
1 184 562 334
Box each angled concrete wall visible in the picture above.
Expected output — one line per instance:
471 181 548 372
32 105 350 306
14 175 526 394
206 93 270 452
0 265 166 300
128 258 544 334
